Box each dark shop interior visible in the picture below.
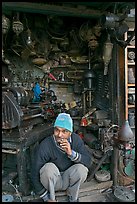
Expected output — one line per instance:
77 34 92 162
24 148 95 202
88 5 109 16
2 2 135 202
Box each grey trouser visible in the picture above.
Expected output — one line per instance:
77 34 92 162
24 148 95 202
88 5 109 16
40 162 88 201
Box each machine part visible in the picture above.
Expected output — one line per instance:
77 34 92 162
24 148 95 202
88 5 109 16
69 28 83 49
73 81 83 94
66 70 84 79
2 194 14 202
118 120 134 143
103 34 113 75
12 13 24 36
100 13 120 29
93 150 103 159
98 125 119 152
128 68 135 83
128 51 135 61
124 160 135 179
87 148 112 181
57 72 65 81
69 108 79 117
128 112 135 127
113 186 135 202
9 87 33 106
59 55 71 65
2 14 10 34
2 90 23 129
129 35 135 46
93 110 108 120
82 108 96 119
46 16 67 39
32 58 47 65
95 169 111 182
84 69 96 90
124 147 135 179
79 21 90 41
87 33 98 50
128 94 135 105
70 56 88 64
59 37 69 52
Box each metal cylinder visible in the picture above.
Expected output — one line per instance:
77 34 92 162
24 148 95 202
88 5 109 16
9 87 33 106
84 70 96 90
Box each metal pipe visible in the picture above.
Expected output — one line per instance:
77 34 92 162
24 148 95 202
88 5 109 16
112 145 119 186
89 90 92 107
23 113 42 120
82 92 86 115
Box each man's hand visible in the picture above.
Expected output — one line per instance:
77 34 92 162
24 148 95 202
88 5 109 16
59 139 72 156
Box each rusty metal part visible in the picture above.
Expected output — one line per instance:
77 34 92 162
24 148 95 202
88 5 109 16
79 21 90 41
95 170 111 182
93 150 103 159
59 37 69 52
129 35 135 46
32 58 47 65
118 120 134 143
8 87 33 106
70 56 88 64
2 90 23 129
2 87 42 130
23 108 42 120
66 70 84 79
128 51 135 61
2 14 10 34
87 148 112 182
59 55 71 65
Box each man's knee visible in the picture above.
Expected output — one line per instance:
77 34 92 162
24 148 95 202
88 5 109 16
72 164 88 181
40 162 59 178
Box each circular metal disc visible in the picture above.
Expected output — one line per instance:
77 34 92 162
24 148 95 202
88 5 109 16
114 186 135 202
95 169 111 182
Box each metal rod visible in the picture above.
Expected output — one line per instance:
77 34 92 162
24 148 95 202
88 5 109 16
112 145 119 186
23 113 42 120
2 149 18 154
89 90 92 107
88 48 91 70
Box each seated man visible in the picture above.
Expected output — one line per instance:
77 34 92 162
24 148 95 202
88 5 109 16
31 113 92 202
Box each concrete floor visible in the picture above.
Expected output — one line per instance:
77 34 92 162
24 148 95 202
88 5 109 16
2 179 135 202
2 179 116 202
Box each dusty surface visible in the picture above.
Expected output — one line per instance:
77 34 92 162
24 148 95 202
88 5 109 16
2 179 135 202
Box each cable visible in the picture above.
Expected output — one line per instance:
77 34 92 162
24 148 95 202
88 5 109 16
9 180 23 202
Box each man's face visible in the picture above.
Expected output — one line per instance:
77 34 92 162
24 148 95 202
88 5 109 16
54 126 71 144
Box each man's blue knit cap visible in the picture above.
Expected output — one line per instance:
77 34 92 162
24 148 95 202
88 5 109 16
54 113 73 132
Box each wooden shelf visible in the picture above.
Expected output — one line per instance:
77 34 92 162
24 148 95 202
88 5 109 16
124 28 135 129
127 45 135 49
128 84 135 87
128 105 135 108
128 62 135 65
